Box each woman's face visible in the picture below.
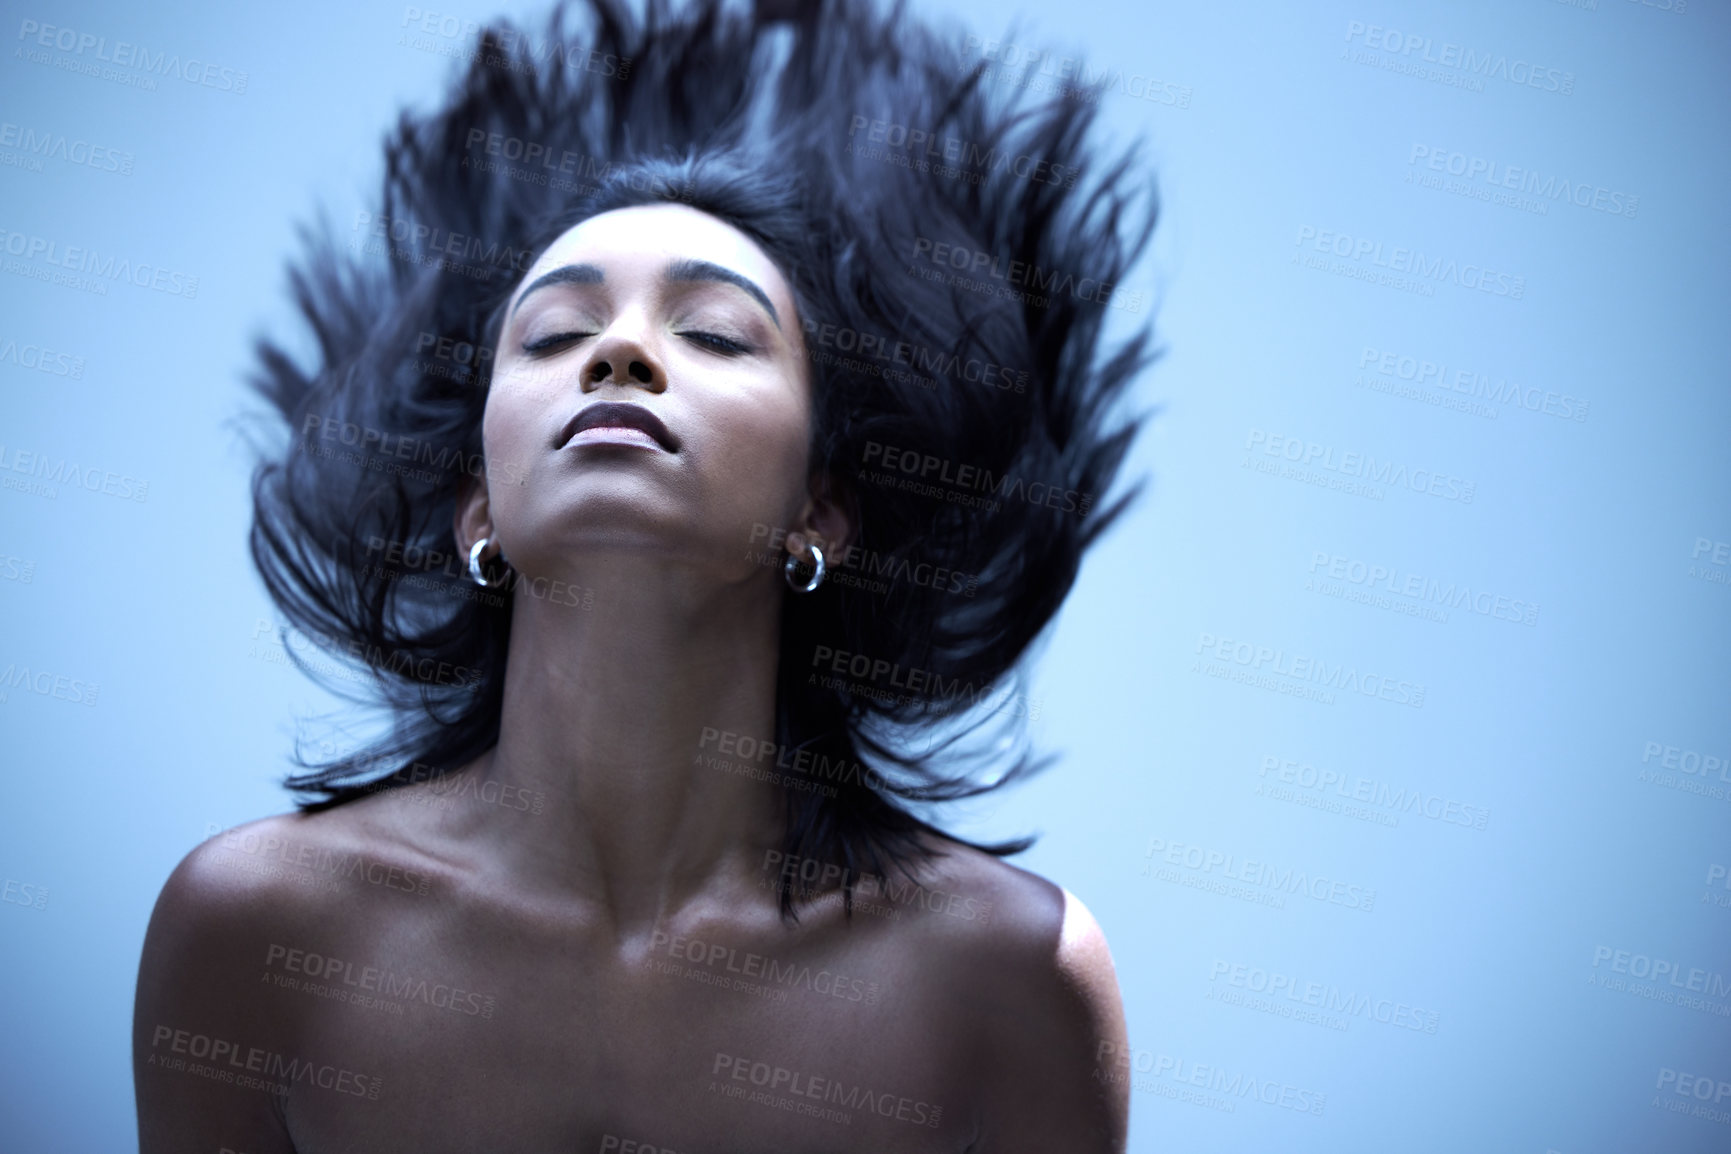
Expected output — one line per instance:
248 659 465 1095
471 202 825 586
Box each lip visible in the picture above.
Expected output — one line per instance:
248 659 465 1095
556 402 679 453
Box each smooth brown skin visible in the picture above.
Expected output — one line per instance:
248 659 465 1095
134 205 1129 1153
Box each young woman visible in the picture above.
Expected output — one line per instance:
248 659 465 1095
133 1 1156 1149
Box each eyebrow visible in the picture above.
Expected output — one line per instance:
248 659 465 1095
665 258 780 329
510 258 781 329
511 262 605 315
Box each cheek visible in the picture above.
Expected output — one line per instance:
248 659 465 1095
476 384 544 507
704 405 811 518
494 355 565 410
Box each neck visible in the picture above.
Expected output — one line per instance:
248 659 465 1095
474 557 789 936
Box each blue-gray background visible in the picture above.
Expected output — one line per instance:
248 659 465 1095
2 0 1727 1150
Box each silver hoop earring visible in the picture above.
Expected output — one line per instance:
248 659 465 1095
469 538 504 589
784 542 826 594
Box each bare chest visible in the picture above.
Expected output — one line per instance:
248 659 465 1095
268 914 975 1153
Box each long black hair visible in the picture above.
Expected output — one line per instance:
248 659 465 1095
249 0 1158 917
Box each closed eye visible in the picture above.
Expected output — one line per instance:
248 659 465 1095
681 330 753 355
521 331 595 354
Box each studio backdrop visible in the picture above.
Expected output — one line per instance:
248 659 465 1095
1 0 1726 1151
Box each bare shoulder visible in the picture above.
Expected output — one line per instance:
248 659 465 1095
140 811 372 1011
901 840 1114 977
161 805 405 913
135 800 460 1030
141 796 466 970
146 811 349 962
898 842 1129 1153
133 810 358 1150
133 801 471 1148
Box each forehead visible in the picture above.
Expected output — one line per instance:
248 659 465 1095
520 203 794 311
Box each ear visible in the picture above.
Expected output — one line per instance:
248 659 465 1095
452 473 496 559
787 471 854 561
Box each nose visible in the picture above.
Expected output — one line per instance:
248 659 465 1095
578 325 666 394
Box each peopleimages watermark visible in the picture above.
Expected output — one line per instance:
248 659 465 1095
355 535 504 611
263 942 497 1019
1689 537 1730 588
648 929 884 1007
352 210 535 282
358 534 594 613
845 115 1080 191
398 7 631 80
1095 1041 1326 1116
1589 945 1731 1017
0 226 198 298
15 19 249 94
0 335 84 379
1193 629 1426 709
1244 428 1475 505
250 617 484 692
203 822 435 898
1256 755 1490 832
807 643 1041 719
696 726 889 796
858 440 1091 519
300 412 528 488
801 318 1025 394
0 443 148 504
762 850 994 924
0 552 35 584
1207 959 1439 1034
145 1024 381 1099
1295 225 1525 300
1142 836 1377 912
0 120 133 176
907 237 1143 314
1308 550 1539 627
710 1052 942 1128
800 321 935 392
1703 863 1730 911
346 759 546 815
0 660 99 707
961 36 1192 108
1304 558 1449 626
2 877 49 911
1355 345 1589 424
1341 21 1574 97
1639 739 1731 803
457 128 693 204
597 1137 678 1154
746 523 978 599
1653 1067 1731 1127
413 329 492 386
1406 144 1636 219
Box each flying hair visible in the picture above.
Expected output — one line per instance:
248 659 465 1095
248 0 1159 919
